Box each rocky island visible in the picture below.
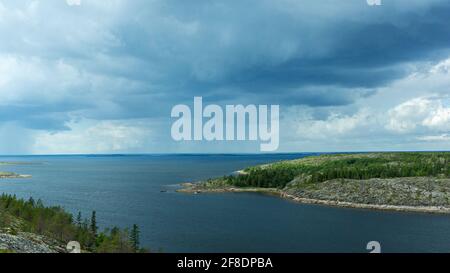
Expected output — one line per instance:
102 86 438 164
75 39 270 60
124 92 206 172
0 172 32 179
0 162 33 179
179 152 450 214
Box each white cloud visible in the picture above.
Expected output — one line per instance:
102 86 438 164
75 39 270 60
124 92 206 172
292 108 373 141
386 97 450 133
276 53 450 151
33 119 152 154
422 104 450 130
429 58 450 75
418 134 450 142
66 0 81 6
0 55 81 103
386 97 434 133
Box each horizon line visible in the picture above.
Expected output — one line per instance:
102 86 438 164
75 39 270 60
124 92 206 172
1 150 450 157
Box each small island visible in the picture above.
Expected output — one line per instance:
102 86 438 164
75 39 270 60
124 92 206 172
179 152 450 214
0 172 32 179
0 162 32 179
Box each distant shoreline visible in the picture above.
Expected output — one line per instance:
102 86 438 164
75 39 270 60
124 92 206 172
178 183 450 214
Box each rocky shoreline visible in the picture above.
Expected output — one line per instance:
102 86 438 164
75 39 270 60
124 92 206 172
178 181 450 214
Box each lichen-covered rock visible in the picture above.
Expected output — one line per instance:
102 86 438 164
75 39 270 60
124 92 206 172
0 232 66 253
284 177 450 207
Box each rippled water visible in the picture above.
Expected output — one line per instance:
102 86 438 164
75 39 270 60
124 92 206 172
0 154 449 253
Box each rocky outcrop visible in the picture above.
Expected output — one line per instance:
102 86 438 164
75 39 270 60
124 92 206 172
284 177 450 208
0 232 66 253
180 177 450 214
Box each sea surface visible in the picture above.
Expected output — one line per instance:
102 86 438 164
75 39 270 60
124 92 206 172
0 154 449 253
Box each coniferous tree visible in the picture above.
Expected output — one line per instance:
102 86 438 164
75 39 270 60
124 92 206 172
36 199 44 208
28 197 35 207
90 211 98 238
130 224 140 252
82 218 89 230
76 211 82 229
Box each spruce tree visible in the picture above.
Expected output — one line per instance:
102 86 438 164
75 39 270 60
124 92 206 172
90 211 98 238
130 224 140 252
76 211 82 229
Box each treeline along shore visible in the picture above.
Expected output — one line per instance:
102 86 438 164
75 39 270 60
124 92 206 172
179 152 450 214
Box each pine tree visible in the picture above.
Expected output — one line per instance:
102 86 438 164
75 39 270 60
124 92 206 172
130 224 140 252
28 197 35 207
90 211 98 238
76 211 82 229
36 199 44 208
82 218 89 230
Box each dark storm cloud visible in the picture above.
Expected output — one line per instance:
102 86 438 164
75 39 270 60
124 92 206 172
0 103 81 130
1 0 450 129
99 0 450 108
169 0 450 105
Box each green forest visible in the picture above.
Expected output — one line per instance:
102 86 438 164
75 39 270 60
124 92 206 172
0 194 145 253
222 152 450 189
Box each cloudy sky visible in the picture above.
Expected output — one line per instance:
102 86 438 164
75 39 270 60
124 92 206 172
0 0 450 154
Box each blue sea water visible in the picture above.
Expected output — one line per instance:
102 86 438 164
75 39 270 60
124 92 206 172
0 154 449 253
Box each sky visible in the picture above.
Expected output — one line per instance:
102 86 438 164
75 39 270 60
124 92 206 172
0 0 450 154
